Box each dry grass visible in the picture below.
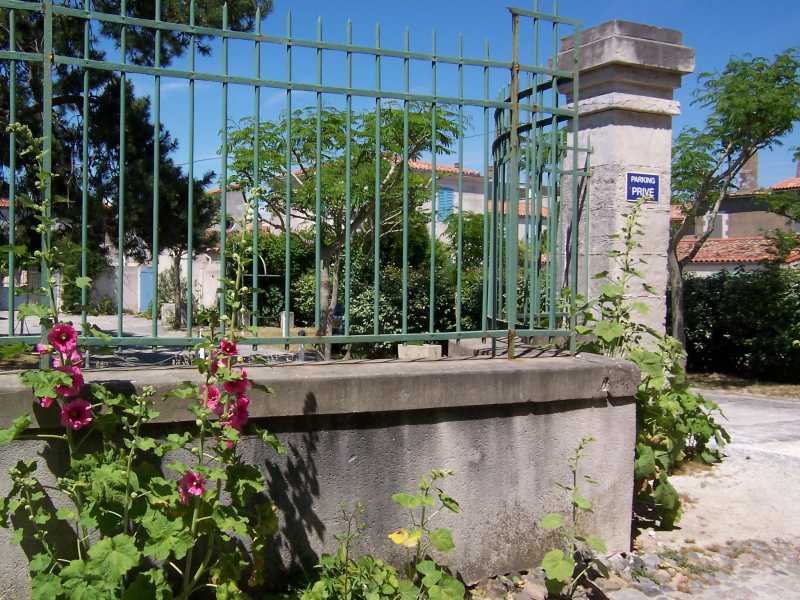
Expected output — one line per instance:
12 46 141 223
688 372 800 400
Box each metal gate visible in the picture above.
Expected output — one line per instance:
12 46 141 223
0 0 589 350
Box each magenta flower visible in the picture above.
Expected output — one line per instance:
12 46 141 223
224 395 250 431
55 366 84 398
177 470 206 505
53 348 84 368
48 323 78 353
219 339 237 356
38 396 55 409
34 343 51 355
60 399 93 430
222 369 250 396
204 384 224 416
208 352 226 376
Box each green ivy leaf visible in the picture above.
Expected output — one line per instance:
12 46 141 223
540 513 564 530
429 527 455 553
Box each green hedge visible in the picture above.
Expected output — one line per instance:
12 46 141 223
684 268 800 381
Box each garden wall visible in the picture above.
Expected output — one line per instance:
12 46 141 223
0 353 638 596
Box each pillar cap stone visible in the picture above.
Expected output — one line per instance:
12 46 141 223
559 20 695 75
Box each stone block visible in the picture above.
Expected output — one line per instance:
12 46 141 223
397 343 442 360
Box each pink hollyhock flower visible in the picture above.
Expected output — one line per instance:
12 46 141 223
60 399 93 430
222 369 250 396
219 339 237 356
34 343 51 355
204 384 224 416
55 366 84 398
39 396 55 409
224 395 250 431
53 348 84 368
177 470 206 505
48 323 78 353
208 352 226 376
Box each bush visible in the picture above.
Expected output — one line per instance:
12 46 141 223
684 268 800 381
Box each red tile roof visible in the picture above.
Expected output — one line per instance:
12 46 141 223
409 160 481 177
677 236 800 265
772 176 800 191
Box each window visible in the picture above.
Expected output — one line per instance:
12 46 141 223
437 187 454 222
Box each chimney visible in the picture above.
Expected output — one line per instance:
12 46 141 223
738 153 759 192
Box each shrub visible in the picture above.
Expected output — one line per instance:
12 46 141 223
683 268 800 381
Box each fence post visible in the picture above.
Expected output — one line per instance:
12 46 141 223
558 21 695 335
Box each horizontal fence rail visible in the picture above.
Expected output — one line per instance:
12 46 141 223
0 0 588 354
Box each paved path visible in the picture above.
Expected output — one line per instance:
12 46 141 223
605 390 800 600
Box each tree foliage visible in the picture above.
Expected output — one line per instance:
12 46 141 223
669 48 800 344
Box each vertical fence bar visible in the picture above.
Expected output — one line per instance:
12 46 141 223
344 19 352 337
80 0 90 330
314 16 322 333
583 135 591 298
41 0 53 321
117 0 126 336
7 8 16 335
568 26 581 350
401 28 410 335
481 40 490 332
283 11 292 338
429 30 437 334
151 0 161 337
532 0 544 327
219 3 229 330
185 0 196 335
547 3 560 331
373 23 382 336
455 34 464 333
251 6 261 330
506 14 521 334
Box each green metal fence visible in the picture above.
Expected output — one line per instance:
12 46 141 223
0 0 589 351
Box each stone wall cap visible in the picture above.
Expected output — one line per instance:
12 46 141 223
561 20 684 51
0 354 639 428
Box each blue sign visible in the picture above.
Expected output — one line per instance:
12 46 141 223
626 172 659 202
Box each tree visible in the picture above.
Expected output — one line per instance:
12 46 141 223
669 49 800 345
0 1 270 319
226 103 463 341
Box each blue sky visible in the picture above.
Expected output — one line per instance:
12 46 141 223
132 0 800 188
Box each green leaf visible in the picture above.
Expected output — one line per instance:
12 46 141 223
31 573 63 600
16 303 50 320
634 444 657 480
437 491 460 513
429 527 455 553
29 552 51 574
0 415 31 445
541 549 575 583
0 343 29 360
540 513 564 530
86 533 141 580
74 276 92 289
586 535 607 554
391 492 421 509
416 560 438 576
594 320 624 343
599 282 624 299
256 427 286 455
573 494 592 510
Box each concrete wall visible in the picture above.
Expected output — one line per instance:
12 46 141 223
0 354 638 596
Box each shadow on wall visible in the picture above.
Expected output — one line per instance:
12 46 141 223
264 393 324 581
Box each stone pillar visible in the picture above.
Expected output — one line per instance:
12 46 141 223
558 21 694 335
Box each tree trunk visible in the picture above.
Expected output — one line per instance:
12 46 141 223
172 252 185 330
318 257 341 361
667 245 685 347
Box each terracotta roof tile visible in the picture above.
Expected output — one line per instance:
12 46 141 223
677 236 800 265
409 160 481 177
772 176 800 191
